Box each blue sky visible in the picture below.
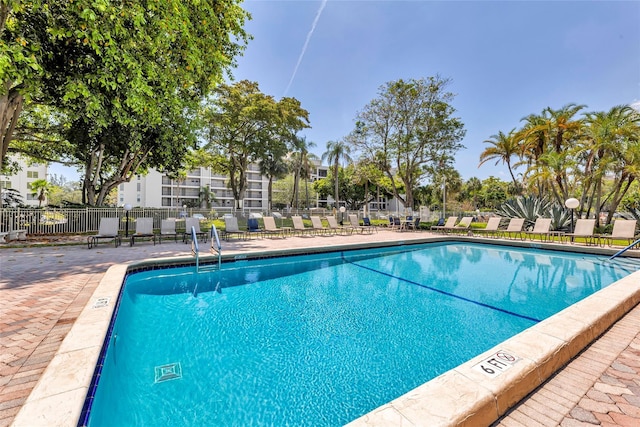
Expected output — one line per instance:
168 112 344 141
230 0 640 181
51 0 640 182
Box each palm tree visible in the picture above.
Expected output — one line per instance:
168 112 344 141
198 185 216 209
479 128 521 190
581 105 640 224
28 179 53 207
321 139 352 208
259 154 288 212
289 136 316 210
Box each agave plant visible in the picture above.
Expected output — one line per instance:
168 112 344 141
549 204 572 231
496 196 553 228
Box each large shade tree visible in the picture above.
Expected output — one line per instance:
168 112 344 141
1 0 251 205
352 76 465 210
202 80 310 209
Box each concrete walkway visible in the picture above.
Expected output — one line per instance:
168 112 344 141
1 231 638 426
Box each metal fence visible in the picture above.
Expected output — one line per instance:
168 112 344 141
0 206 461 236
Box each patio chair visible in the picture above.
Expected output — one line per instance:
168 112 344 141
388 216 401 229
430 216 457 233
498 218 525 240
404 217 421 232
327 215 354 235
159 219 178 243
291 215 314 237
564 219 598 245
262 216 286 238
221 216 248 241
246 217 264 239
362 217 378 233
474 217 502 238
310 216 332 236
183 217 208 243
524 218 552 242
88 217 121 249
129 217 156 246
602 219 637 247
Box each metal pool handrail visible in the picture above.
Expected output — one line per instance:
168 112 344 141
210 225 222 271
190 226 200 270
608 238 640 260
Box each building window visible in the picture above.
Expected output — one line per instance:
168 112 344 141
119 184 124 190
137 183 141 191
27 171 39 178
0 180 11 189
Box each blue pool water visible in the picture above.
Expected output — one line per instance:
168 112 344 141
85 242 636 426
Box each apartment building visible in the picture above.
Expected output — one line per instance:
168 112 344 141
0 154 49 207
118 161 334 210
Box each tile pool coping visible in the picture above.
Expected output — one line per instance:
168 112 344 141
10 237 640 426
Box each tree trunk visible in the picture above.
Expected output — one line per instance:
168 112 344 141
0 84 23 168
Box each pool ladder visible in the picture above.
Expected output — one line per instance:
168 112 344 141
191 225 222 276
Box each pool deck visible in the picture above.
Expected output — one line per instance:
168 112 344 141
1 230 639 426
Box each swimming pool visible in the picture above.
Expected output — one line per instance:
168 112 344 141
83 242 637 426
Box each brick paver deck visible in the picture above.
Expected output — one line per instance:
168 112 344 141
1 233 639 426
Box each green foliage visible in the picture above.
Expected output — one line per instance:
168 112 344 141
353 76 466 209
2 0 251 201
496 196 552 224
496 195 572 230
201 80 309 208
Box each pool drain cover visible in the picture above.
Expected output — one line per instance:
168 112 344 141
154 363 182 383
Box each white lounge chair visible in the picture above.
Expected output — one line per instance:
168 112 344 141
221 216 248 241
88 217 121 249
328 215 354 235
310 216 332 235
159 219 178 243
602 219 637 247
498 218 525 240
263 216 286 238
564 219 597 245
129 217 156 246
475 217 501 238
430 216 457 233
183 217 208 243
291 215 314 237
525 218 552 242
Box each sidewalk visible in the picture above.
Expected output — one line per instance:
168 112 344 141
1 233 639 426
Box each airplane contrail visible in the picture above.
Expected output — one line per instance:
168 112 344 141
283 0 328 97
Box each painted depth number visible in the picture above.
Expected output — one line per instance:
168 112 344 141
473 350 519 378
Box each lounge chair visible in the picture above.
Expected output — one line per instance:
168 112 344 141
498 218 525 240
450 216 473 234
291 215 314 237
88 217 121 249
183 217 208 243
159 219 178 243
430 216 457 233
564 219 597 245
263 216 286 238
310 216 332 235
246 218 264 239
129 217 156 246
602 219 637 247
475 217 501 238
362 217 378 233
221 216 248 241
348 214 374 235
328 215 354 235
525 218 552 242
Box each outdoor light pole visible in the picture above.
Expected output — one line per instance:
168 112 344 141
123 204 132 237
339 206 346 225
565 198 579 234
